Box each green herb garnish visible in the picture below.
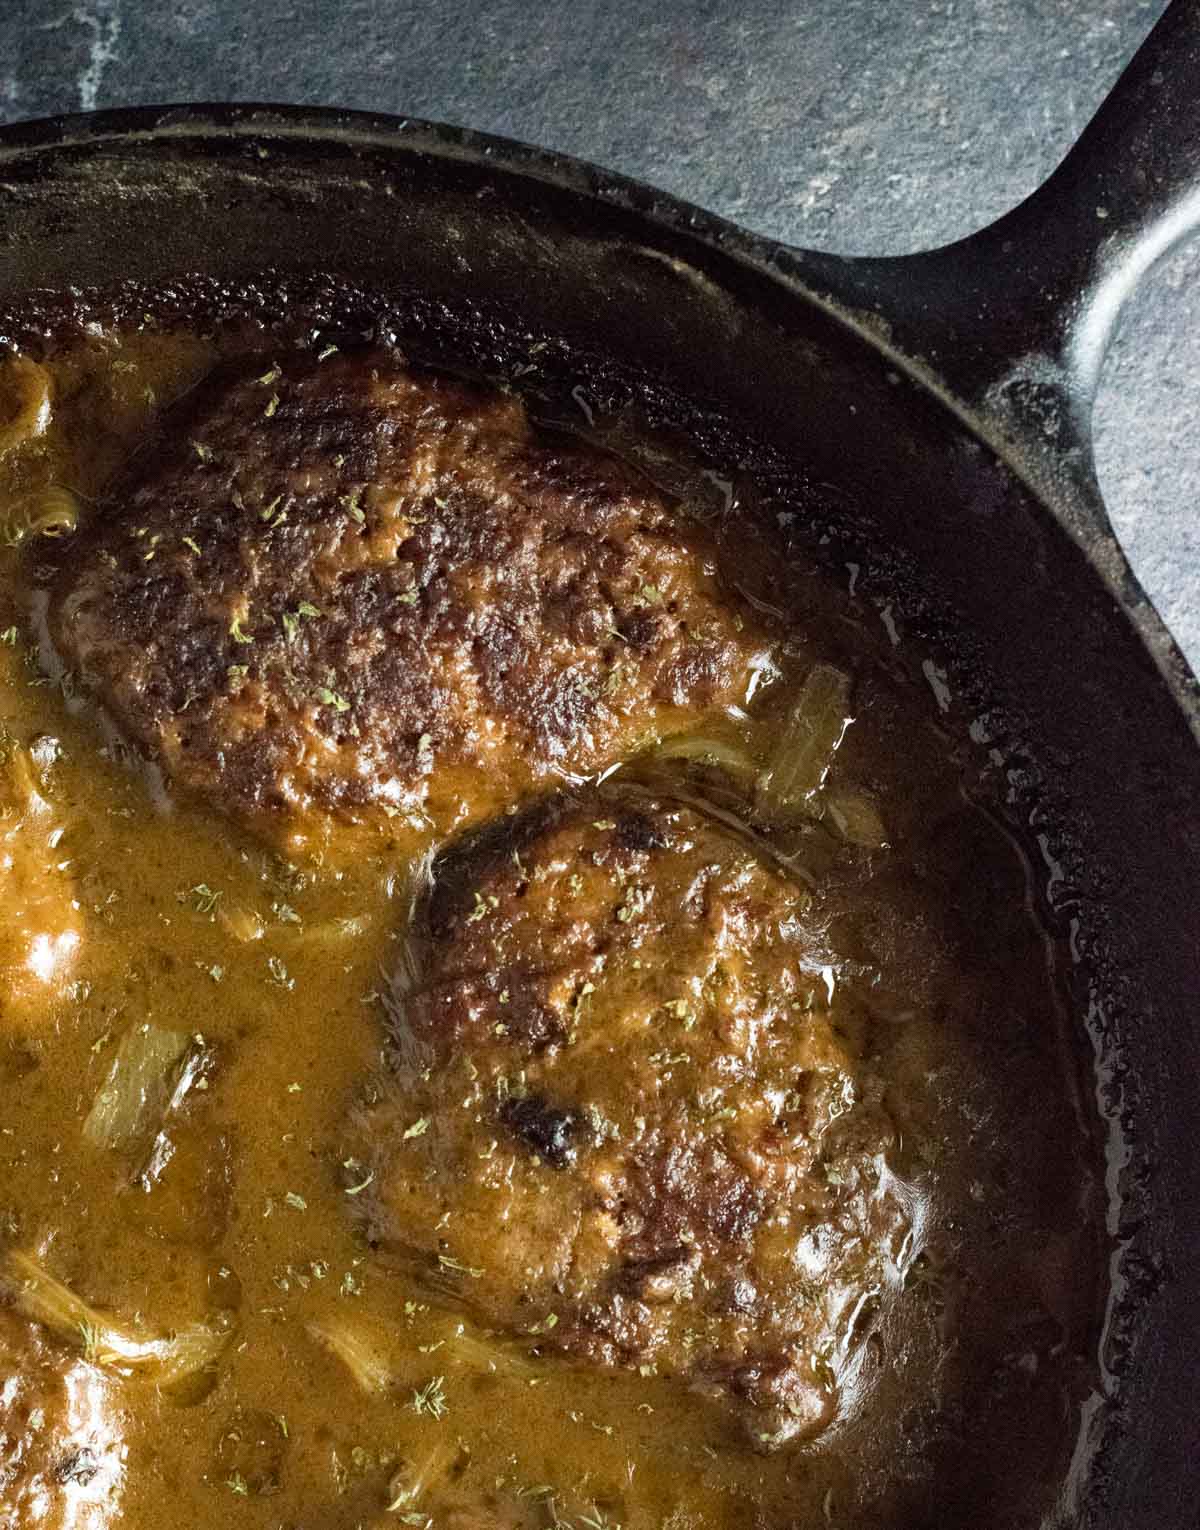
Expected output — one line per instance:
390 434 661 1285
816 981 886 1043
465 892 498 924
615 885 649 923
268 955 295 990
410 1375 447 1419
189 884 222 915
315 686 350 714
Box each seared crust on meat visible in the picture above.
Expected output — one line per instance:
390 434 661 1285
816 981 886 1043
349 794 910 1450
45 349 768 844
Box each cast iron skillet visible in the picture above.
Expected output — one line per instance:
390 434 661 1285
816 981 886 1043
0 3 1197 1525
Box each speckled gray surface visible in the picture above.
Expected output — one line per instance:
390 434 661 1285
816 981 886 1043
1 0 1196 664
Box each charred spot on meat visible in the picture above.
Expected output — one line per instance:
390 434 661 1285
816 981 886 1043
347 794 912 1451
44 349 770 846
498 1094 580 1169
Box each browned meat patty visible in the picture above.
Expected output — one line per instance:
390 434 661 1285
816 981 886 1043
44 349 769 845
0 1307 126 1524
347 794 911 1451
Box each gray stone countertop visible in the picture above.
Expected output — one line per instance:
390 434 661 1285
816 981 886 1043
1 0 1195 666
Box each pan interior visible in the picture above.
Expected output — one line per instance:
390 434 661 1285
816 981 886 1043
0 120 1196 1527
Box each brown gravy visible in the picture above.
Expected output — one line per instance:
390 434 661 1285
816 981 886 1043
0 316 1103 1529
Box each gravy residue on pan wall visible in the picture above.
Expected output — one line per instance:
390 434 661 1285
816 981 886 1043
0 316 1102 1529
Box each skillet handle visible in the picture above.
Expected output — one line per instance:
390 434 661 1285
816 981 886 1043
791 0 1200 472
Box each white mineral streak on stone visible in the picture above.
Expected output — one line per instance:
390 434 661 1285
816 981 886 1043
73 0 122 112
